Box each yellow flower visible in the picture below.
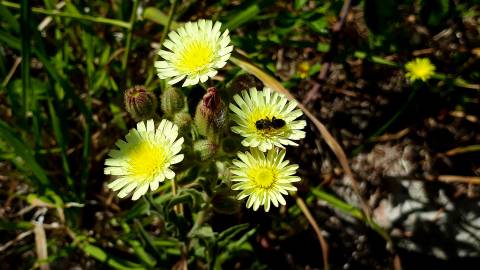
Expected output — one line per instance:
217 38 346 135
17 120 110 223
297 61 311 79
405 58 436 82
229 87 306 152
155 20 233 87
231 148 300 212
104 119 184 200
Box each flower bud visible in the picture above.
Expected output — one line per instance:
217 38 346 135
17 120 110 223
194 87 227 136
124 85 158 121
211 190 241 215
227 74 263 97
193 139 218 161
175 166 199 185
173 112 192 133
161 87 185 115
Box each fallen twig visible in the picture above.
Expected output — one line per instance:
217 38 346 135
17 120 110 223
34 222 49 270
296 196 329 270
429 175 480 185
444 145 480 156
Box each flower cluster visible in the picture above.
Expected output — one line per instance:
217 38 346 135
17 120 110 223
104 20 305 212
228 88 305 211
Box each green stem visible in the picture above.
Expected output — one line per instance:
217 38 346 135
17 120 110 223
145 0 178 86
159 0 178 47
187 210 207 238
311 188 392 245
121 0 140 73
371 87 419 139
199 82 209 90
352 85 419 155
1 1 131 28
145 193 163 214
433 73 480 91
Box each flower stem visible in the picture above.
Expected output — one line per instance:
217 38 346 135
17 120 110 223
159 0 178 47
145 0 178 86
187 210 207 238
121 0 140 75
171 180 183 214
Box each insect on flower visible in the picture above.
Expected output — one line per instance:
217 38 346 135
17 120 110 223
230 87 306 152
255 117 286 130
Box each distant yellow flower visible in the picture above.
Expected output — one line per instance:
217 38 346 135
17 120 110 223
405 58 436 82
155 20 233 87
231 148 300 212
104 119 184 200
297 61 311 79
229 87 306 152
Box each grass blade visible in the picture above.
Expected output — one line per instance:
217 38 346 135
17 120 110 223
20 0 31 120
311 188 391 242
1 1 131 28
0 29 21 49
0 4 20 32
34 223 49 270
445 145 480 156
0 29 93 196
0 120 50 187
47 97 74 188
81 244 144 270
295 196 329 270
223 3 260 30
143 7 180 28
311 188 363 219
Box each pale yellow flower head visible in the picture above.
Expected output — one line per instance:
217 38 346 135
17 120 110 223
405 58 436 82
229 87 306 152
231 148 300 212
104 119 184 200
155 19 233 87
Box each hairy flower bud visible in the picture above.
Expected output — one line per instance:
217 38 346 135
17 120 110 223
173 112 192 133
193 139 218 161
161 87 185 115
124 85 158 121
194 87 227 136
227 74 263 97
211 189 241 215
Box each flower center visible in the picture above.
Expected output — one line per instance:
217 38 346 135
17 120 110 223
175 40 214 73
128 141 166 180
413 65 430 77
250 167 276 188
